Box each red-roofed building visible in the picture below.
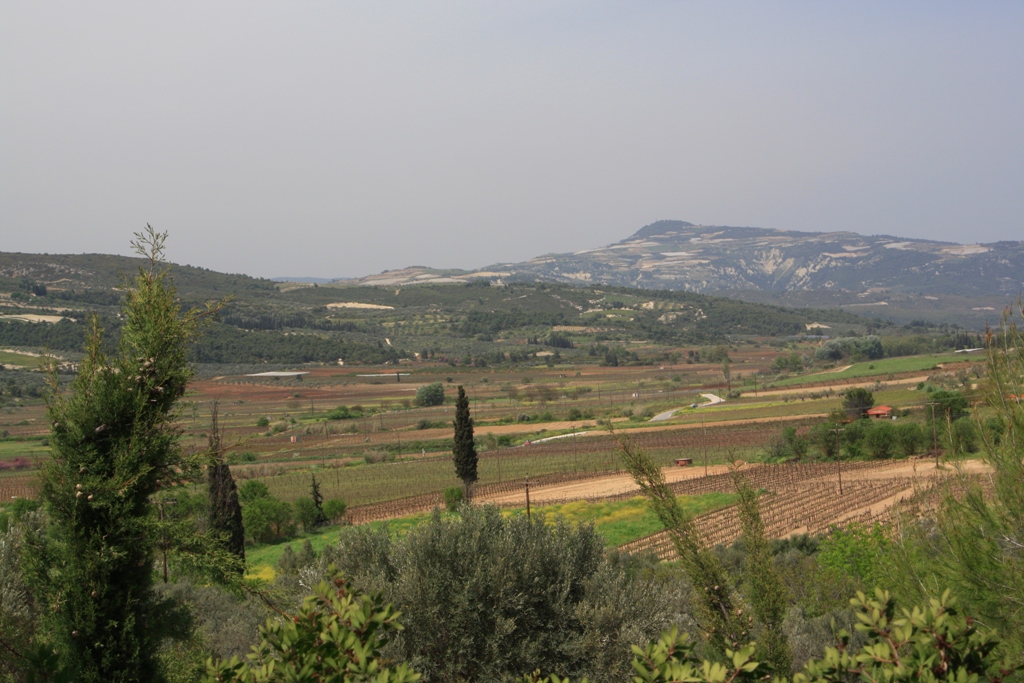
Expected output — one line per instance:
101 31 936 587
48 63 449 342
866 405 893 419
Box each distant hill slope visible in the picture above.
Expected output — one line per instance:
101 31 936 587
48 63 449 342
488 220 1024 297
0 249 879 364
0 251 278 303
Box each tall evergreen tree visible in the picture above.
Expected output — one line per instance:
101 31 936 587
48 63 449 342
27 228 219 682
207 403 245 567
452 385 478 499
310 474 328 527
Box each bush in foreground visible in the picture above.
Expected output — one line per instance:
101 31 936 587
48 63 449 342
204 573 1016 683
321 506 692 683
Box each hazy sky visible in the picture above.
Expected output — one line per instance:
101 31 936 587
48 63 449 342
2 2 1022 279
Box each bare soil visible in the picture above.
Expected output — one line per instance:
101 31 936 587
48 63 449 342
481 463 746 505
480 457 991 513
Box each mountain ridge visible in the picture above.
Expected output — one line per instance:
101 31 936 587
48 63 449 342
487 219 1022 296
326 220 1021 327
2 221 1020 328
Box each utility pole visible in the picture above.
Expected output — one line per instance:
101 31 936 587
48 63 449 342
572 425 578 473
525 474 531 521
830 427 844 495
702 414 708 478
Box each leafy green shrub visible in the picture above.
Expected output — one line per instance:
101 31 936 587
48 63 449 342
328 506 688 682
818 523 889 588
276 545 298 575
255 416 269 427
326 404 364 420
841 388 874 419
323 498 347 523
928 389 969 423
241 494 293 544
9 497 40 520
864 421 896 459
364 451 395 464
226 450 257 464
203 571 419 683
894 421 924 456
525 589 1015 683
763 433 791 461
442 486 463 511
782 426 809 459
949 417 980 455
415 382 445 407
293 496 321 532
238 480 270 504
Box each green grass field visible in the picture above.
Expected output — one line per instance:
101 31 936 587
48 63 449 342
0 350 46 369
521 494 737 546
0 438 49 459
766 353 968 388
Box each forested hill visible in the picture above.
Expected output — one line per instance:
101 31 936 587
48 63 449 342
0 249 876 366
0 251 277 304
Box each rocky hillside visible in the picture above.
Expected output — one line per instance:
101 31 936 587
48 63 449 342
489 220 1024 297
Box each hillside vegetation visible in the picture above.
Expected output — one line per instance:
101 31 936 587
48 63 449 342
0 250 878 366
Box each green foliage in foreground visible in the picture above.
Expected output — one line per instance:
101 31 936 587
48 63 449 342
205 571 1017 683
610 589 1016 683
878 305 1024 654
203 571 419 683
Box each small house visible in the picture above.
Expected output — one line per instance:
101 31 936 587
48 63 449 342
866 405 893 419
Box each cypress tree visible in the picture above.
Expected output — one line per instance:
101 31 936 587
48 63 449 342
452 385 478 500
207 401 245 566
28 228 219 682
208 461 245 565
310 474 328 527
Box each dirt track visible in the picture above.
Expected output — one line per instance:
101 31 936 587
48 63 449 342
481 457 990 509
479 463 745 505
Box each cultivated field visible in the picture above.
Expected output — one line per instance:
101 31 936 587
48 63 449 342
1 346 991 565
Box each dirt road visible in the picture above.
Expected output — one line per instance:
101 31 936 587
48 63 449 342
480 463 745 505
480 457 989 510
